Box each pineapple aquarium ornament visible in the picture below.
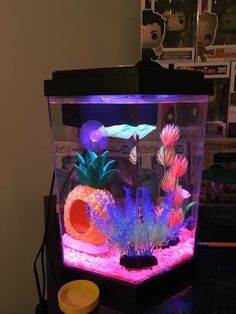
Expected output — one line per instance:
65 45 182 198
63 149 116 253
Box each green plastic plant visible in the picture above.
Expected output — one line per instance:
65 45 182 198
73 150 116 188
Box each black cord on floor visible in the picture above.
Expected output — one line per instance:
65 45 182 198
33 172 55 313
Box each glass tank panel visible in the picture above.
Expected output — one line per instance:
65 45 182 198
48 93 208 285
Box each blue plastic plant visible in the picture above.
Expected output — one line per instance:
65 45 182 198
88 187 176 259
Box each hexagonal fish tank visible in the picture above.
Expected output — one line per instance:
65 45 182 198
44 62 212 302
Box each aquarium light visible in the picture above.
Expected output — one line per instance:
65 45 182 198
49 94 209 104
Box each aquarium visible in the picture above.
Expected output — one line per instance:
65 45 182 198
44 63 211 294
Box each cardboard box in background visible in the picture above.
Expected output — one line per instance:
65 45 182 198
141 0 197 63
197 0 236 62
175 62 230 137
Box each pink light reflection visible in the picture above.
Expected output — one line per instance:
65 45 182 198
90 130 103 142
63 228 194 285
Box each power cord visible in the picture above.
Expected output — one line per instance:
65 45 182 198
34 172 55 314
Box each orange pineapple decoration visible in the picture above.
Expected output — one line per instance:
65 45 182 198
64 150 115 245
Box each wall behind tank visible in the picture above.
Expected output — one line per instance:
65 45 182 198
0 1 140 313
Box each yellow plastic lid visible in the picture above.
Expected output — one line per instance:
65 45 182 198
58 280 99 314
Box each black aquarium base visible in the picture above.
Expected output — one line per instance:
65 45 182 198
120 254 158 269
62 258 196 313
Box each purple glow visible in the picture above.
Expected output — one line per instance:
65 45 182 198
63 228 194 284
49 94 208 104
79 120 108 152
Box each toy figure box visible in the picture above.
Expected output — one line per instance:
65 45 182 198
175 61 230 137
228 61 236 137
141 0 197 63
44 63 212 303
197 0 236 62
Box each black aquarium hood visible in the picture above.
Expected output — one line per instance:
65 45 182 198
44 61 213 96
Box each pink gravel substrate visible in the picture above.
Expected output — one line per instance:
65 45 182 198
63 228 195 284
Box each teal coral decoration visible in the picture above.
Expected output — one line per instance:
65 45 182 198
106 124 156 139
